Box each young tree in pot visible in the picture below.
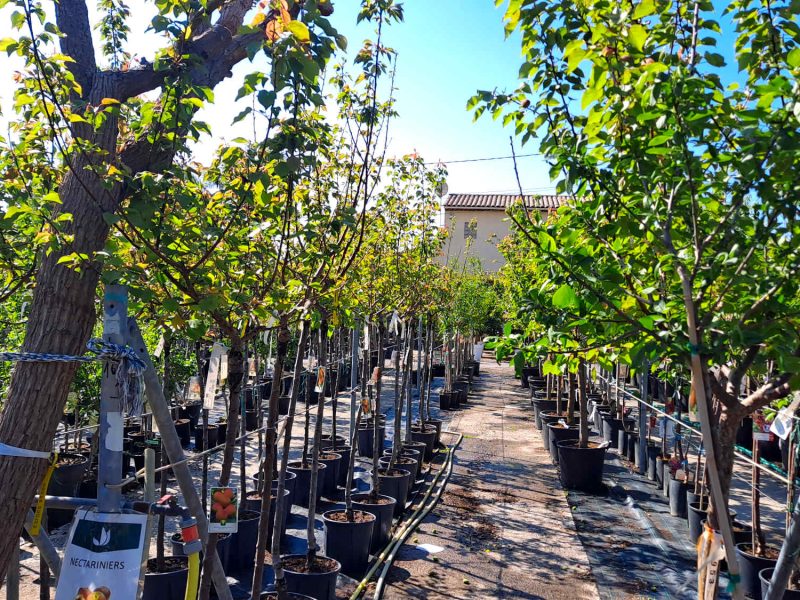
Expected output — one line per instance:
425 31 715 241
0 0 342 581
476 0 800 591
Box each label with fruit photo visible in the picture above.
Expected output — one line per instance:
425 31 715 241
55 509 147 600
209 487 238 533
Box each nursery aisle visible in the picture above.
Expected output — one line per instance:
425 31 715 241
378 359 599 599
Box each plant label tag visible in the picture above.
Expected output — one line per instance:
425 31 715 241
209 487 238 533
204 343 226 410
753 432 772 442
315 367 326 394
220 352 228 382
770 408 794 440
153 335 165 359
55 510 147 600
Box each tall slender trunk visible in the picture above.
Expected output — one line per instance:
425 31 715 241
251 324 291 598
578 359 589 448
306 320 328 564
370 324 385 499
390 324 404 468
199 338 244 600
273 321 310 599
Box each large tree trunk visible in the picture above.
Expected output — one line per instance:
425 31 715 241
0 71 121 578
706 405 742 528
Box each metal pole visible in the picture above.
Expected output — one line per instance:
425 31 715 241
98 285 127 513
350 325 359 440
142 448 156 563
638 360 649 476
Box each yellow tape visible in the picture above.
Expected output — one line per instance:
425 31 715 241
30 452 58 536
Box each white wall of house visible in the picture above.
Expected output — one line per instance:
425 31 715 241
441 209 511 272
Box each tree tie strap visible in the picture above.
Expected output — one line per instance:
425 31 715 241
0 338 146 415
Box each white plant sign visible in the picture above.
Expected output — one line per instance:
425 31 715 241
55 510 147 600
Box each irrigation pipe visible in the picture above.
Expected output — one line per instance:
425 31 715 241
597 374 792 486
349 430 464 600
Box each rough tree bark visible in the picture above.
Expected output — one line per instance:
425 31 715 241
0 0 303 581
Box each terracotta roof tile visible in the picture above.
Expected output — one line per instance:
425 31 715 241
443 193 571 210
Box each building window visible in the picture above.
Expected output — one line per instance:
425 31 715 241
464 221 477 240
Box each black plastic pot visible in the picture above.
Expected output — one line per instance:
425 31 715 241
174 418 192 447
669 479 688 518
402 442 427 472
318 452 342 498
376 468 411 517
700 519 752 545
378 456 419 486
321 433 347 446
320 444 352 487
181 401 202 429
245 409 259 432
352 493 396 553
687 501 736 543
142 557 189 600
243 489 291 542
356 425 386 458
737 416 754 448
626 432 638 463
432 364 445 378
323 510 376 576
532 399 558 430
687 490 701 507
382 448 422 480
279 395 291 416
411 425 436 461
244 387 257 410
260 593 315 600
662 465 672 497
438 391 454 411
521 366 537 388
736 543 778 600
601 416 623 445
759 435 782 464
424 419 443 447
547 424 580 463
47 453 90 531
556 440 606 492
541 412 572 451
594 409 610 435
647 446 660 481
227 509 260 573
282 554 341 600
760 568 800 599
216 420 227 441
194 424 219 451
287 461 327 508
656 455 671 488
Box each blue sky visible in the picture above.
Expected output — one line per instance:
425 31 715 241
325 1 554 197
0 1 555 198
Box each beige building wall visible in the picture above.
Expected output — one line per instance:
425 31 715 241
441 209 511 273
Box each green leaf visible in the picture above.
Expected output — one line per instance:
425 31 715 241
286 20 310 43
553 284 579 310
503 322 513 336
705 52 725 67
788 48 800 68
633 0 656 19
629 24 647 52
511 351 524 376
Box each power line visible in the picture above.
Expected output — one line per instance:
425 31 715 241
424 152 542 165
